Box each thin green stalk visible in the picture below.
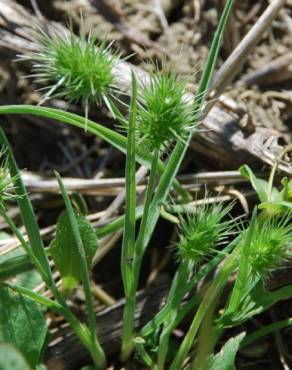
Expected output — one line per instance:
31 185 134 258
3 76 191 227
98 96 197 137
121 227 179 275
0 105 188 199
0 209 48 283
121 148 160 362
156 260 194 370
0 130 107 368
135 148 160 258
0 206 144 281
169 251 237 370
268 143 292 200
0 128 55 290
157 323 174 370
192 298 218 370
0 255 32 280
127 0 234 280
140 239 237 337
56 173 106 370
224 210 257 316
0 128 68 306
96 205 143 238
242 317 292 348
121 73 138 360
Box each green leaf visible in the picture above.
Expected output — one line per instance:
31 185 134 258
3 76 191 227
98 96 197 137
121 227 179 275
0 248 32 281
0 105 189 200
259 200 292 213
121 71 137 295
54 172 106 366
0 287 47 368
280 177 292 202
17 269 42 290
0 129 54 288
224 211 257 317
50 209 98 291
0 343 31 370
204 333 245 370
137 0 234 260
239 165 281 203
221 280 292 328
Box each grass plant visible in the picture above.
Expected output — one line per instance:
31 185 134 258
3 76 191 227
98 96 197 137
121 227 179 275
0 0 292 369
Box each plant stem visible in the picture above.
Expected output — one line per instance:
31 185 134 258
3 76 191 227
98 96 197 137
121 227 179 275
56 173 106 369
0 128 57 291
120 148 159 362
268 143 292 200
121 73 138 361
157 260 194 370
242 317 292 348
0 191 105 369
169 251 237 370
140 239 237 338
0 210 47 280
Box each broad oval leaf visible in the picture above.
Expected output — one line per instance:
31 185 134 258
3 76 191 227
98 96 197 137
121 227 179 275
0 287 47 368
50 210 98 292
205 332 245 370
0 343 31 370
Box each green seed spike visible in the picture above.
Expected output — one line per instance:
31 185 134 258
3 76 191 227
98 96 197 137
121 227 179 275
177 200 235 264
0 150 20 210
136 69 198 150
249 213 292 279
22 24 120 130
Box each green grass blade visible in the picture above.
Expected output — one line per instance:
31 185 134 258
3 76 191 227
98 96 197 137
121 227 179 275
134 0 234 257
121 71 137 295
0 105 188 199
121 72 138 359
96 205 143 238
0 128 54 287
141 237 238 337
0 255 32 280
0 206 144 281
242 317 292 348
55 172 106 369
224 210 257 316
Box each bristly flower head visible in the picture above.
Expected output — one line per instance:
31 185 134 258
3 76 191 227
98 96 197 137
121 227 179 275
137 69 197 150
0 151 18 210
249 213 292 279
22 25 120 122
177 201 235 263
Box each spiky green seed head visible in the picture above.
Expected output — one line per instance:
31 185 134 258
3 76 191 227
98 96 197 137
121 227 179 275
177 201 234 263
23 26 119 114
0 151 18 210
136 70 197 150
249 214 292 279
